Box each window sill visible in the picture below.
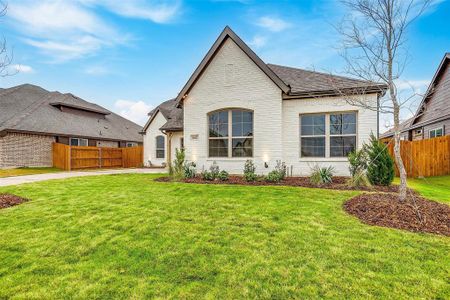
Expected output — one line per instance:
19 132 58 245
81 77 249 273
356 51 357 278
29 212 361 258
299 157 349 162
207 158 251 161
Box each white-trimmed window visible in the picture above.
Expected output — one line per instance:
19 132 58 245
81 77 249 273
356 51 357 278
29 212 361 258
208 109 253 158
70 137 88 147
155 135 165 159
300 112 357 158
126 142 138 147
329 113 357 157
429 127 443 138
300 114 326 157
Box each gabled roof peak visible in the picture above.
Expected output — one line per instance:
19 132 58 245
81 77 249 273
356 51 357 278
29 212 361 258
175 26 291 106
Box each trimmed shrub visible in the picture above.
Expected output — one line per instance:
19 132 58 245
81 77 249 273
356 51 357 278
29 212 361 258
218 170 229 181
310 165 334 185
243 160 257 182
366 133 394 186
184 162 196 179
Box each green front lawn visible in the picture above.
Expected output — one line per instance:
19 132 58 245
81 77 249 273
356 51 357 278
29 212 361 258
394 175 450 203
0 174 448 299
0 167 61 178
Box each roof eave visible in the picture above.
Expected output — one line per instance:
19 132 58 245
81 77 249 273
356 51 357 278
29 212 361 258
283 85 387 99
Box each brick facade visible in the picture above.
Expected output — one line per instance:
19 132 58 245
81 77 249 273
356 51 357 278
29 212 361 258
0 132 55 168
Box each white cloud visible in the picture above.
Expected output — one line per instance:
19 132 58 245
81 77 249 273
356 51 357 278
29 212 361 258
8 1 122 62
84 65 110 76
80 0 182 23
255 16 291 32
11 64 35 74
7 0 181 62
114 99 153 125
395 79 430 94
248 35 267 48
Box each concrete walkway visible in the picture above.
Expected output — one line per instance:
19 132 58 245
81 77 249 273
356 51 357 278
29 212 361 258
0 168 165 187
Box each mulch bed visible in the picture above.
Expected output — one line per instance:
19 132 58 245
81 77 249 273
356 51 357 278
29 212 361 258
0 194 29 209
155 175 401 192
344 193 450 236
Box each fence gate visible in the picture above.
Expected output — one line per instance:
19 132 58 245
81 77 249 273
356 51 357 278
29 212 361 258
52 143 143 170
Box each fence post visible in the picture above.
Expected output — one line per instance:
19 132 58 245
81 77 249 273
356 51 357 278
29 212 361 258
99 147 102 169
68 145 71 171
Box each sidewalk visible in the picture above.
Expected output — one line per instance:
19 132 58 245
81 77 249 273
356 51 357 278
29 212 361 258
0 168 165 187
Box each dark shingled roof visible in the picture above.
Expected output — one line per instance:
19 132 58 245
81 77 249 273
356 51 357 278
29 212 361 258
0 84 143 142
144 98 183 132
379 117 414 138
267 64 384 96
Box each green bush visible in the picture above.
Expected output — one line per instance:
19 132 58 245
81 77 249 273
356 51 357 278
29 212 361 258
218 170 229 181
184 162 196 179
366 133 394 186
265 161 287 182
310 165 334 185
243 160 257 182
209 161 220 179
348 148 368 177
170 148 185 180
201 170 214 181
266 170 283 182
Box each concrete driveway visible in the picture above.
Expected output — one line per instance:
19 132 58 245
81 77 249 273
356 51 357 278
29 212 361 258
0 168 165 187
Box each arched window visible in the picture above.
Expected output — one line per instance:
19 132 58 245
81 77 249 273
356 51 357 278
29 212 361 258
208 109 253 157
155 135 165 159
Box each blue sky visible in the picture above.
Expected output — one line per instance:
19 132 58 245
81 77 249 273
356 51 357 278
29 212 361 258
1 0 449 129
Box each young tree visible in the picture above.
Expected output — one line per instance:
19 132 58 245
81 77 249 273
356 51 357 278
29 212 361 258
333 0 432 201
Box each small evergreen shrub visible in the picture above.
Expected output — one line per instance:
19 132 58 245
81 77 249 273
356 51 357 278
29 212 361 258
243 160 257 182
171 148 185 180
184 162 196 179
348 148 368 177
310 165 334 185
366 133 394 186
218 170 229 181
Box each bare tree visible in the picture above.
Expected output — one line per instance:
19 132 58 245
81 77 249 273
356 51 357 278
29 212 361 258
332 0 432 201
0 1 13 77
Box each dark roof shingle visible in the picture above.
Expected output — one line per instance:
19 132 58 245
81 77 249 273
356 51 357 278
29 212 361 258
267 64 385 96
0 84 143 142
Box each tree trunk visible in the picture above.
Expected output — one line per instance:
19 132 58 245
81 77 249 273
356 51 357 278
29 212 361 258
393 131 407 201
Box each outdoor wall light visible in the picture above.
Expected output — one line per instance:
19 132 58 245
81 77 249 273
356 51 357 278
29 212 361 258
264 162 269 168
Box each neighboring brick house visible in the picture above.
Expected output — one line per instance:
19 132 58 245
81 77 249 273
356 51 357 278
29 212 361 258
142 27 387 175
381 53 450 141
0 84 143 168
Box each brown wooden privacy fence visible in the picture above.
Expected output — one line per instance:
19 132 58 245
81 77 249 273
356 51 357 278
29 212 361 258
385 135 450 177
52 143 143 170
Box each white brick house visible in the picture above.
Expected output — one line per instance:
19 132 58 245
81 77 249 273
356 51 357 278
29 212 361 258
142 27 386 175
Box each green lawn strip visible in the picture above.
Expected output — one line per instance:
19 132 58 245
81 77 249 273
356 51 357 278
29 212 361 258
0 174 448 299
394 175 450 203
0 167 61 178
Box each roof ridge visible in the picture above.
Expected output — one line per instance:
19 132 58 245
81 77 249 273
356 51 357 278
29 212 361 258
267 63 374 84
